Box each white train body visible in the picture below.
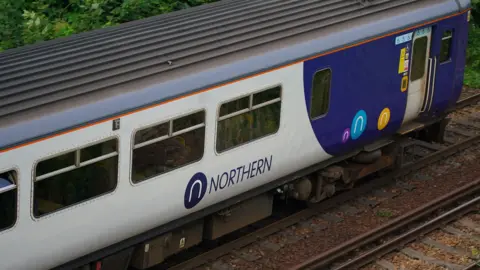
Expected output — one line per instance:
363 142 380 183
0 64 327 270
0 0 471 269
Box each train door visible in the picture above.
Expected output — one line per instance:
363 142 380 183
426 27 458 114
402 26 432 124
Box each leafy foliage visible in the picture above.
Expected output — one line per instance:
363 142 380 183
0 0 218 52
465 25 480 87
473 0 480 25
465 1 480 88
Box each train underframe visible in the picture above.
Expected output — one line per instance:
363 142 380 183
73 117 450 270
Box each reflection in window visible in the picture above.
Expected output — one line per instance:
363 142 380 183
36 151 75 176
219 96 249 117
0 171 16 231
411 36 428 81
132 111 205 183
216 86 281 152
440 30 453 63
310 69 331 119
134 122 169 145
34 139 118 217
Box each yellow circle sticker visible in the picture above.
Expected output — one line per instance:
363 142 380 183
377 108 391 130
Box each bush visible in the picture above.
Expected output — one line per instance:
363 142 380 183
0 0 218 52
465 0 480 88
465 24 480 88
473 0 480 25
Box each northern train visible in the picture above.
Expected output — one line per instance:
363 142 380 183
0 0 472 269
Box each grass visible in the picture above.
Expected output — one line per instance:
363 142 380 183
376 210 393 218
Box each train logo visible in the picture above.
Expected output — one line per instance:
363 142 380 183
377 108 391 131
351 110 367 140
184 156 274 209
184 172 208 209
342 128 350 143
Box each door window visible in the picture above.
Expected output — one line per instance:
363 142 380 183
411 36 428 81
310 69 331 119
439 30 453 63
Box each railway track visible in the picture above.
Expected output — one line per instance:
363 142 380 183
291 180 480 270
453 89 480 110
147 91 480 270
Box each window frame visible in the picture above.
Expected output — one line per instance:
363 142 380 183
410 36 429 82
130 109 206 184
309 68 332 120
439 29 453 64
215 84 282 154
32 136 119 218
34 137 119 182
0 169 17 232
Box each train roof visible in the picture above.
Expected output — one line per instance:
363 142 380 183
0 0 470 151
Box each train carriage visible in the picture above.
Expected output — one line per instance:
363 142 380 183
0 0 472 269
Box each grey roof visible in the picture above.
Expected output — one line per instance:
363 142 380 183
0 0 469 150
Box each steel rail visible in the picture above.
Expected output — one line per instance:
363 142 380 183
290 179 480 270
164 119 480 270
159 93 480 270
454 93 480 110
164 170 397 270
463 260 480 269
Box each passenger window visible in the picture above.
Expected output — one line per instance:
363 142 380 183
34 139 118 217
216 86 281 152
411 36 428 81
310 69 331 119
0 170 17 231
439 30 453 63
219 96 249 117
132 111 205 183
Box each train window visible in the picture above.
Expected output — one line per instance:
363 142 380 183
216 86 281 152
0 170 17 231
440 30 453 63
132 111 205 183
80 139 117 162
33 139 118 217
134 122 169 145
253 87 281 106
411 36 428 81
173 111 205 133
219 96 249 117
36 151 75 176
310 69 331 119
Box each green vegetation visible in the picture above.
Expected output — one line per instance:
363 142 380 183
0 0 218 52
376 209 393 218
465 0 480 88
0 0 479 88
471 246 479 259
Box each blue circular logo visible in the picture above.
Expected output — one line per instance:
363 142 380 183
351 110 367 140
184 172 208 209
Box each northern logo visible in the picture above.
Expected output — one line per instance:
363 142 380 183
184 172 208 209
184 155 273 209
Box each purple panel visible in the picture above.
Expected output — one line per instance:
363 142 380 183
303 13 468 157
420 12 469 119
